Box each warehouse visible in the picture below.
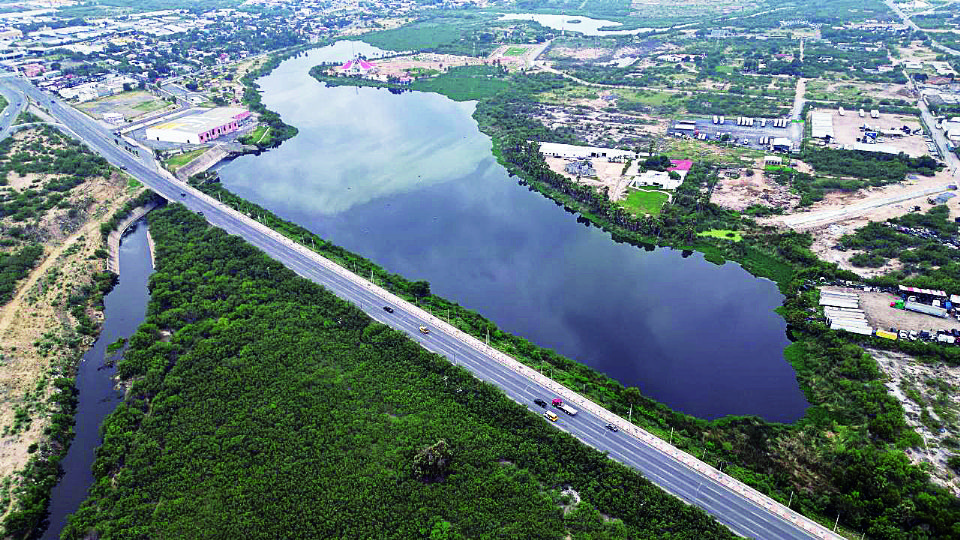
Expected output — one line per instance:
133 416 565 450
810 112 834 140
145 107 251 145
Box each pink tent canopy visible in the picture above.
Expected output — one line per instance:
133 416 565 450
358 59 374 70
340 60 354 70
668 159 693 171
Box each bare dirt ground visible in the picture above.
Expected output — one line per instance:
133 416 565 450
870 348 960 496
710 160 800 211
0 130 135 519
546 157 630 200
826 109 928 157
897 41 941 63
822 286 960 334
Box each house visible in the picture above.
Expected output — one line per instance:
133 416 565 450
631 170 682 190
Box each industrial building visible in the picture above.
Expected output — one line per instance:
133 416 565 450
810 112 834 140
145 107 251 145
538 142 635 161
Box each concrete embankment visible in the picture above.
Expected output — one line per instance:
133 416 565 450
175 142 257 180
106 201 160 273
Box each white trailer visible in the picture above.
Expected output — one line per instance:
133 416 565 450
870 109 880 119
718 116 724 124
839 107 845 116
858 109 865 118
713 115 719 124
761 119 767 128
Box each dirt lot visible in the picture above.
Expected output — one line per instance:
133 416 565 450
822 286 960 334
821 108 928 157
546 157 632 200
0 129 135 518
76 91 174 122
534 103 665 147
870 348 960 496
710 161 800 212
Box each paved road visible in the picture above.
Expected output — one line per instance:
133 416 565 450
918 97 960 177
0 74 838 540
0 83 28 139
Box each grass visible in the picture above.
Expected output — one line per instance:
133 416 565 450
619 188 669 217
410 65 510 101
127 177 142 192
405 67 440 78
131 99 169 113
503 47 528 56
164 147 207 171
698 229 743 242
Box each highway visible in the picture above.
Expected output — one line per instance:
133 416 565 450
0 74 839 540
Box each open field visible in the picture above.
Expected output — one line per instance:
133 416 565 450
698 229 742 241
503 47 528 56
620 188 669 216
333 52 485 82
164 147 208 172
75 91 173 122
804 80 914 103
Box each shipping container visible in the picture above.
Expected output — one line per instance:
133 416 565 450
905 301 947 318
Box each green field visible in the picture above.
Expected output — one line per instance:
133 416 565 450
619 188 669 217
503 47 528 56
164 147 207 171
411 65 510 101
131 99 169 113
697 229 743 242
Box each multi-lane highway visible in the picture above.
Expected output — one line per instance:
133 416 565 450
0 74 838 539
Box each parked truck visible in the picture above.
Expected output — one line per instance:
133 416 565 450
552 398 578 416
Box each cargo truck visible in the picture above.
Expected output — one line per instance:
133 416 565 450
552 398 578 416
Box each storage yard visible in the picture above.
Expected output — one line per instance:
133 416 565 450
666 116 799 152
821 286 960 338
813 108 929 157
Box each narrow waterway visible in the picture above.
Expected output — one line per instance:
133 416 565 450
41 221 153 539
218 42 809 422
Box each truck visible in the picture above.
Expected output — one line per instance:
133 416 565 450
718 115 724 124
870 109 880 119
552 398 578 416
713 115 719 124
858 109 865 118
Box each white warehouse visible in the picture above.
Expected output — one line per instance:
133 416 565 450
145 107 251 145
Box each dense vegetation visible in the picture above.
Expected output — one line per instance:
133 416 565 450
801 147 940 182
62 205 733 540
238 52 302 149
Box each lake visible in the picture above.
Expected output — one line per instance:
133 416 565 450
217 41 808 422
498 13 653 36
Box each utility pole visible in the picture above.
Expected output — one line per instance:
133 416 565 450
669 427 674 445
628 404 633 422
834 514 840 532
788 490 794 508
485 328 489 346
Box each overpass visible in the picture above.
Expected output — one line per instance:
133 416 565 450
0 73 843 540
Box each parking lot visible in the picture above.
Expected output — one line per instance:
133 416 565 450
666 116 799 152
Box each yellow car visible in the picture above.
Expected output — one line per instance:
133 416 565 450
418 326 430 335
544 411 558 422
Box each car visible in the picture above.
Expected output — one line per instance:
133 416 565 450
605 423 619 432
197 211 204 216
908 330 918 341
119 165 127 170
382 306 394 313
180 192 186 197
418 325 429 334
899 331 908 340
533 399 547 408
543 411 558 422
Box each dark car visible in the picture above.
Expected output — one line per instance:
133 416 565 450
533 399 547 408
605 423 619 432
382 306 394 313
180 192 186 197
197 211 204 216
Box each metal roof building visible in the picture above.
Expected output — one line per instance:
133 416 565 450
810 112 834 139
145 107 251 145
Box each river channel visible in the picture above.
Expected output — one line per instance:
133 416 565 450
41 222 153 539
218 41 808 422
